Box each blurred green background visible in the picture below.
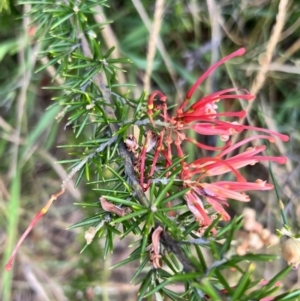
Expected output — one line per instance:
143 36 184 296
0 0 300 300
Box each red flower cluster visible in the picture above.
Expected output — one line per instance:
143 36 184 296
144 47 288 227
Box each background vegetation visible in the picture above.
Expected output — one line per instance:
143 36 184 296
0 0 300 300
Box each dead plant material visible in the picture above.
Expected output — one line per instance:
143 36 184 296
150 226 163 269
100 196 129 217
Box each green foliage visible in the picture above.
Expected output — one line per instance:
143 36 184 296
1 0 300 300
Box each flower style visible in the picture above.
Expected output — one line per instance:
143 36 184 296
145 47 289 227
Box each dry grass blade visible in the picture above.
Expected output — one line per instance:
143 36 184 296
93 5 127 90
206 0 221 93
250 0 289 96
143 0 165 94
22 266 51 301
229 0 291 170
131 0 181 99
9 4 41 179
275 37 300 65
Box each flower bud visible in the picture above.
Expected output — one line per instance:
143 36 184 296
281 238 300 270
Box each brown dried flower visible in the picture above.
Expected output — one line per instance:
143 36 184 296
100 196 129 216
149 226 163 269
85 227 97 244
236 207 279 256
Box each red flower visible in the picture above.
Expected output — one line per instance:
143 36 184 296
184 179 274 225
145 48 289 226
170 48 288 153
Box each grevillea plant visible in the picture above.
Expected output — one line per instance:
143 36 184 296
4 1 300 300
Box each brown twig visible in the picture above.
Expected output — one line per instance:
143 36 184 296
161 230 195 273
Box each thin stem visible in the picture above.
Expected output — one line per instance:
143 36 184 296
269 161 289 227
